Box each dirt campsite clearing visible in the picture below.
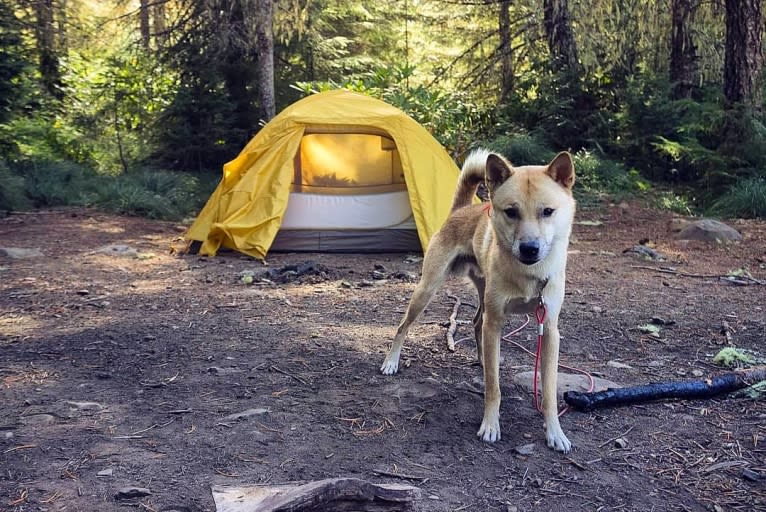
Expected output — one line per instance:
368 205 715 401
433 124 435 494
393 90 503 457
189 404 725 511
1 204 765 511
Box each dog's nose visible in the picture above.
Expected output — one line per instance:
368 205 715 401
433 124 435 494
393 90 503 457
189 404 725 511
519 241 540 261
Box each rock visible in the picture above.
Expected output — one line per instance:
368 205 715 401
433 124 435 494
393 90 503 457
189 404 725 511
513 372 621 399
20 414 57 426
371 270 387 280
224 408 270 422
115 487 151 500
0 247 44 259
614 437 628 449
513 443 536 455
607 360 633 370
675 219 742 244
623 245 664 261
96 244 139 257
65 401 104 411
392 270 418 281
97 468 114 477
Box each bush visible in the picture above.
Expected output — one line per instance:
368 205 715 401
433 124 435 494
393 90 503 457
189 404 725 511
485 133 555 166
708 177 766 219
0 159 30 211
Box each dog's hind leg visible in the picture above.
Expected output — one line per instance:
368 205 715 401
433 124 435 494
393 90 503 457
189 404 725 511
380 249 453 375
467 269 485 364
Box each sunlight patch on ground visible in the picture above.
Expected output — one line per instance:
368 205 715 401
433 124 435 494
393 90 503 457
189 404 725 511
0 314 43 339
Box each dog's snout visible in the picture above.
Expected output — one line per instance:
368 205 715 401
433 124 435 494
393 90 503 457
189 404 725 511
519 240 539 257
518 240 540 264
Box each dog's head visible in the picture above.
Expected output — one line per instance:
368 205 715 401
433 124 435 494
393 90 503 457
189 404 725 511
485 152 576 265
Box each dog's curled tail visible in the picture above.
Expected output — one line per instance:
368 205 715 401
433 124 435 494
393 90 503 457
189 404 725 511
451 148 491 212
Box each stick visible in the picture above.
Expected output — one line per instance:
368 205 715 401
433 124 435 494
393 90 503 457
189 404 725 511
564 367 766 412
631 265 765 285
270 365 308 386
446 294 462 352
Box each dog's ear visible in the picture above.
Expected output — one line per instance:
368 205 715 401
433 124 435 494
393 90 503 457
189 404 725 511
485 153 513 193
546 152 575 190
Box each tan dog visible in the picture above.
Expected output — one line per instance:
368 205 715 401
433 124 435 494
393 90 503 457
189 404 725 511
381 148 576 452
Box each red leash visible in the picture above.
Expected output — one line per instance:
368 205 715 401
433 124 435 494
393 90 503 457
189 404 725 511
503 301 595 417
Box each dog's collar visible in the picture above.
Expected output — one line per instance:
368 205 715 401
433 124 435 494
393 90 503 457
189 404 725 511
537 277 549 307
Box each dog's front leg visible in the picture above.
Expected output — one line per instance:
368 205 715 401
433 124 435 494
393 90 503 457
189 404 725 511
477 301 504 442
541 310 572 453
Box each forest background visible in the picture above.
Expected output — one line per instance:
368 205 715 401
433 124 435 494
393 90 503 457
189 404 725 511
0 0 764 220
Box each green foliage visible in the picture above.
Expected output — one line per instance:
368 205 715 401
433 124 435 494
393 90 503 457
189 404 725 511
0 159 30 211
708 177 766 219
712 347 755 368
485 133 555 165
293 65 494 156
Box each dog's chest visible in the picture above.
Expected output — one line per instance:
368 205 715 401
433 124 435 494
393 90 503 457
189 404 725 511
504 296 539 315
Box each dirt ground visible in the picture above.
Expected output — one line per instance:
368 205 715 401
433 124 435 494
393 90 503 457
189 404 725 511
1 204 765 512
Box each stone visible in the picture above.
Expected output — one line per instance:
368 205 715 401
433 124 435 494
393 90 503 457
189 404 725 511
0 247 43 259
512 372 621 399
675 219 742 244
607 360 633 370
97 468 114 477
96 244 140 257
224 408 270 422
513 443 536 456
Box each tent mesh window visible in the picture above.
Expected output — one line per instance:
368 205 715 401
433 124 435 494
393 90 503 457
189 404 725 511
292 133 404 195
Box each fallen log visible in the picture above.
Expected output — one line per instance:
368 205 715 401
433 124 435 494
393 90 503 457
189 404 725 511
563 367 766 412
212 478 421 512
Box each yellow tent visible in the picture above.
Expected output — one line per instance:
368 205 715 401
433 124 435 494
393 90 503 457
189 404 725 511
186 89 461 259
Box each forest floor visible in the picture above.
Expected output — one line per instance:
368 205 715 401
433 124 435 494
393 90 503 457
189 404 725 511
1 203 765 512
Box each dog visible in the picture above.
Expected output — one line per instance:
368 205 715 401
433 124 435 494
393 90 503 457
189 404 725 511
380 148 576 453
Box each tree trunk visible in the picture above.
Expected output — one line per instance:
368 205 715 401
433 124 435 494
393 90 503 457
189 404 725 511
153 0 167 49
499 0 513 103
669 0 698 99
34 0 63 99
723 0 763 109
139 0 150 49
254 0 275 121
542 0 579 72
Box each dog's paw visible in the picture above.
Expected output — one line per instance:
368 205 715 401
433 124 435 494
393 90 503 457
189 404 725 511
545 427 572 453
477 418 501 443
380 358 399 375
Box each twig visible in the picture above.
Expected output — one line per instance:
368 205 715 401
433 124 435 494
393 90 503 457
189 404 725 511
3 444 37 454
446 293 462 352
632 265 765 284
631 265 722 279
270 365 308 386
371 469 429 482
598 426 635 449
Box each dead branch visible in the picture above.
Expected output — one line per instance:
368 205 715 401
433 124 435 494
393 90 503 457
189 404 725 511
248 477 421 511
564 367 766 412
446 294 462 352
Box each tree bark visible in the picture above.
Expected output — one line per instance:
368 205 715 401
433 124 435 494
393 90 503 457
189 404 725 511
34 0 63 99
139 0 150 49
669 0 698 99
542 0 579 72
254 0 275 121
152 0 167 49
499 0 513 103
723 0 763 109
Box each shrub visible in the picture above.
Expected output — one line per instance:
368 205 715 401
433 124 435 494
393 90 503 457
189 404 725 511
708 177 766 219
0 159 30 211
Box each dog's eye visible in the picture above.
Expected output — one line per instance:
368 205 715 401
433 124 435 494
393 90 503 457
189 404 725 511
542 207 555 217
504 207 519 219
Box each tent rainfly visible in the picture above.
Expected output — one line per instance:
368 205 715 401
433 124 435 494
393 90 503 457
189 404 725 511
186 89 462 259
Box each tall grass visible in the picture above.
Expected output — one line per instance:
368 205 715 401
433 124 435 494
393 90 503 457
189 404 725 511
709 177 766 219
0 160 218 221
